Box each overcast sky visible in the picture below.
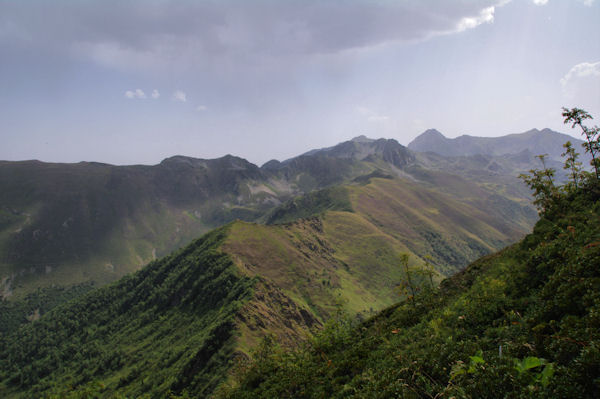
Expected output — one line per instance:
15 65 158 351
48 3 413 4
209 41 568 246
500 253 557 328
1 0 599 166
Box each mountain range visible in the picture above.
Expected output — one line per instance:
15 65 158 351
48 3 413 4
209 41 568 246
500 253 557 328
1 129 558 300
408 127 585 161
215 173 600 398
0 126 595 397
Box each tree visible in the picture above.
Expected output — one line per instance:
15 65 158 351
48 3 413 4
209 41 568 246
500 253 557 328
398 253 417 307
422 255 436 290
518 154 557 214
562 107 600 180
561 141 583 191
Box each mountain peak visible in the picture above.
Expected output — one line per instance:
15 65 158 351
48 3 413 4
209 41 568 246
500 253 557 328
408 127 586 161
421 128 445 138
351 135 375 143
407 129 448 153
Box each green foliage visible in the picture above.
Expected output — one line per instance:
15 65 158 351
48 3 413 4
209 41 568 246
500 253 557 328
562 107 600 179
0 283 96 336
520 108 600 216
562 141 583 191
0 225 256 398
396 253 436 307
519 154 558 213
264 186 352 225
216 139 600 397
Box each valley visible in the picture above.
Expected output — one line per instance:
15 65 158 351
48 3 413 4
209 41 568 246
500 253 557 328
0 126 591 397
3 2 598 396
1 130 556 301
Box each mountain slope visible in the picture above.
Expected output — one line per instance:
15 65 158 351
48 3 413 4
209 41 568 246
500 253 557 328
0 156 276 298
0 134 519 300
0 139 415 299
217 177 600 398
226 172 536 320
408 128 585 162
0 225 257 397
0 172 539 397
0 133 541 341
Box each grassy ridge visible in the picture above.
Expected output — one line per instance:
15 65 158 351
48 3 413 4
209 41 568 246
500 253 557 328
0 226 257 398
223 175 530 324
215 181 600 398
264 186 352 225
224 215 414 322
347 177 530 275
1 135 539 301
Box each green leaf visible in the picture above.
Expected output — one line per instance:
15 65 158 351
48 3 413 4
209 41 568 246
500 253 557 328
469 350 485 366
450 362 467 381
514 356 544 374
539 363 554 387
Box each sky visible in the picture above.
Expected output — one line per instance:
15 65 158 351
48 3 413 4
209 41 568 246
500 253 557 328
1 0 599 166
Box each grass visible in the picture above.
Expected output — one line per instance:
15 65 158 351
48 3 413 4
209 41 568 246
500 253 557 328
215 180 600 398
0 167 544 398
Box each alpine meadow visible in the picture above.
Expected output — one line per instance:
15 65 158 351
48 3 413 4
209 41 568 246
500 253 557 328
1 1 599 398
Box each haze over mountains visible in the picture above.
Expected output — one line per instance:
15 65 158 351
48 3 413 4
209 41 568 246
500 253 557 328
408 127 586 161
2 0 598 396
1 127 571 301
1 125 598 397
1 127 579 301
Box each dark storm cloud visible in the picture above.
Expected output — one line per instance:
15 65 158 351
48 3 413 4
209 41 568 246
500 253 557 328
0 0 506 70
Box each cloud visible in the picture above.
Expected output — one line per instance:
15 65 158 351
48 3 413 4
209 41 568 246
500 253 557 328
581 0 595 5
456 6 496 31
124 88 146 99
356 106 389 122
172 90 187 102
151 89 160 99
0 1 511 73
532 0 548 5
197 105 207 111
560 61 600 114
560 61 600 87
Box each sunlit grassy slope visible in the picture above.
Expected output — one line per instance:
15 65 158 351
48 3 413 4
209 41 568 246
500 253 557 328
217 173 600 399
0 172 539 398
1 134 541 305
223 174 535 324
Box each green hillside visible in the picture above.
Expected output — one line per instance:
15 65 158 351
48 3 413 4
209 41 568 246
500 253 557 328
216 168 600 398
0 225 257 398
1 137 538 324
0 157 272 299
1 109 596 397
0 172 537 398
225 173 534 319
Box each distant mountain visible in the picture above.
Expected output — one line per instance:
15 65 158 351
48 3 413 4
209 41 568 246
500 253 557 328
408 128 585 161
0 171 538 397
0 138 413 299
0 134 538 301
1 128 595 397
0 156 278 299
